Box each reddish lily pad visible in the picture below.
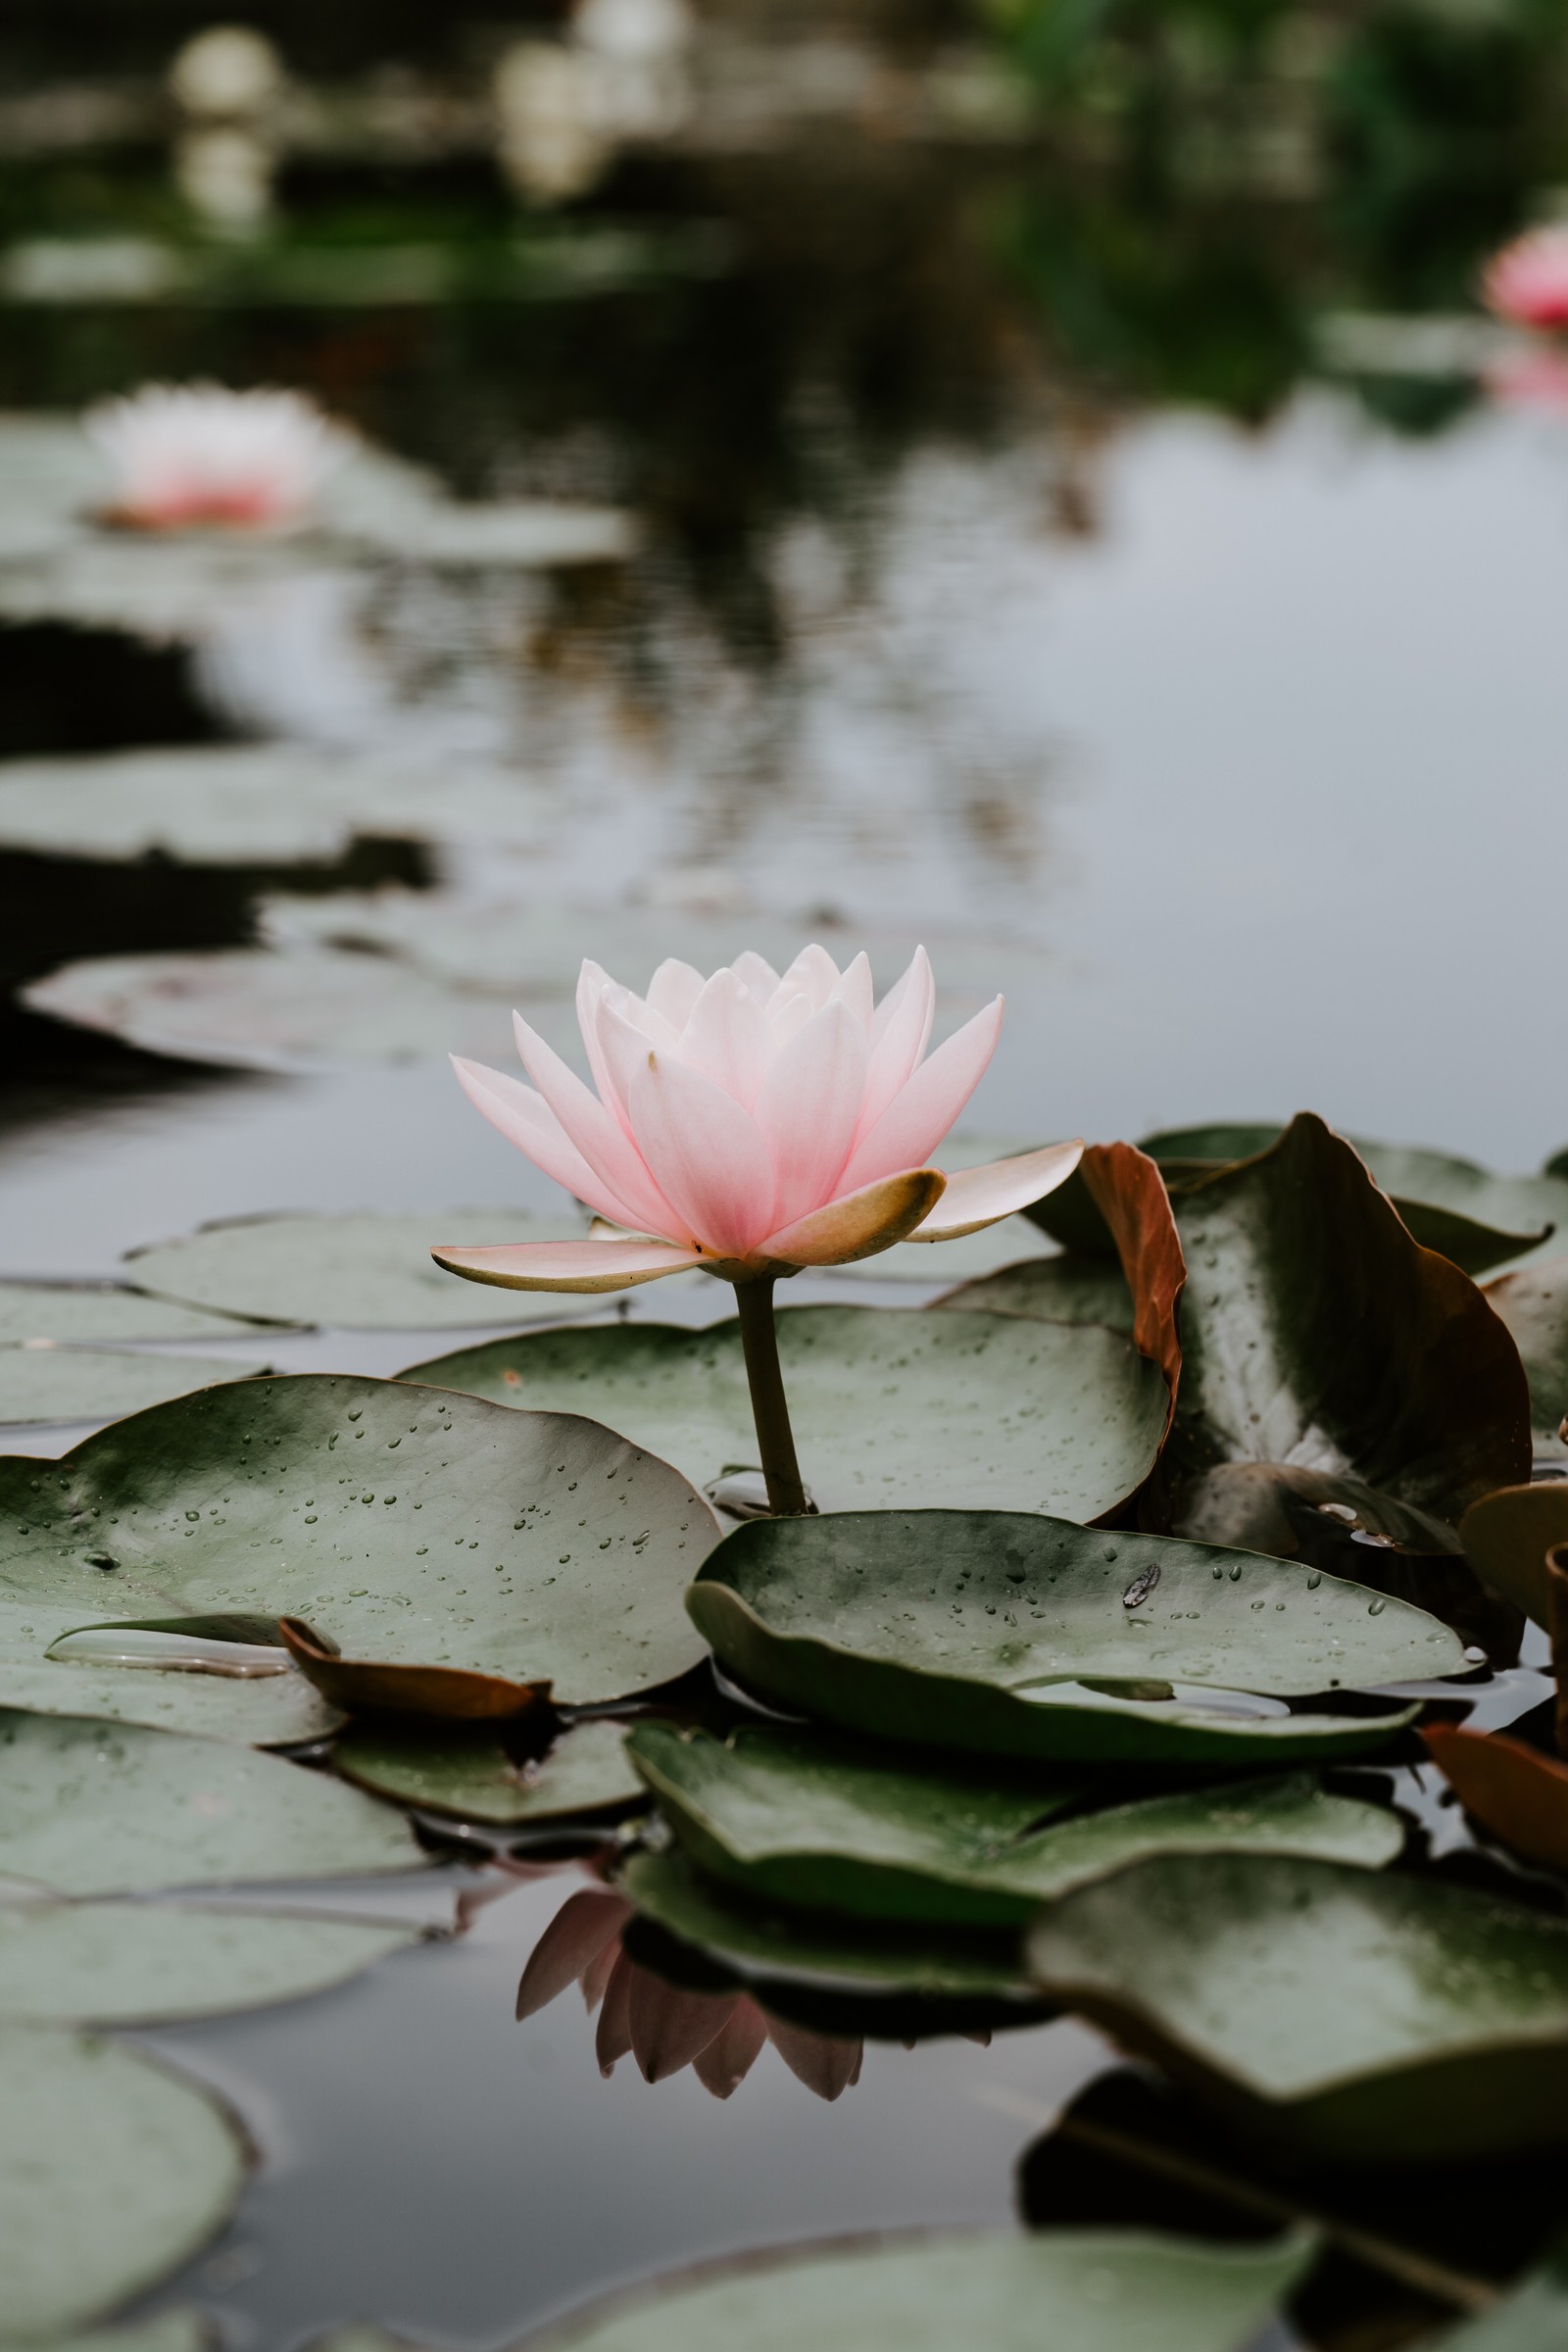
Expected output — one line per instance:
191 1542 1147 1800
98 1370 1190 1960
1424 1725 1568 1873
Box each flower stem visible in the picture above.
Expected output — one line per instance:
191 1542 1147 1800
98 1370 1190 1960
732 1276 810 1516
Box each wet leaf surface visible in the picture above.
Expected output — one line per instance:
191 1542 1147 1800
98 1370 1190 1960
688 1508 1452 1763
0 1615 341 1744
1026 1855 1568 2159
0 2024 245 2337
518 2225 1313 2352
1162 1116 1530 1582
627 1723 1403 1924
0 1900 415 2024
1483 1259 1568 1455
126 1211 605 1332
618 1845 1035 2000
0 1347 269 1429
0 1710 420 1894
402 1307 1172 1526
335 1715 645 1824
0 1374 718 1707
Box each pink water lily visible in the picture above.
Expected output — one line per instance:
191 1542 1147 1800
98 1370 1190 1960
1482 225 1568 331
437 945 1080 1291
84 383 341 531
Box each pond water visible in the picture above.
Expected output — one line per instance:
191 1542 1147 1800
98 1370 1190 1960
2 6 1567 2345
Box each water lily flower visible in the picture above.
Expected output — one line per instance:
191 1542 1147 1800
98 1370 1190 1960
85 383 341 531
515 1886 862 2099
435 945 1081 1511
1482 226 1568 332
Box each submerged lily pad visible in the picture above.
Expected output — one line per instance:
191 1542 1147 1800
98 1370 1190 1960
0 1348 269 1429
687 1510 1452 1765
125 1212 603 1332
0 1286 259 1347
0 2024 245 2337
0 1901 415 2024
521 2225 1312 2352
402 1307 1171 1526
1026 1855 1568 2159
618 1846 1030 2000
0 1711 419 1895
627 1724 1404 1925
335 1716 644 1825
1483 1259 1568 1453
0 1375 717 1709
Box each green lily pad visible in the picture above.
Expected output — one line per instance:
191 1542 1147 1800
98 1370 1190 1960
1442 2241 1568 2348
401 1307 1170 1525
0 1286 259 1347
1162 1115 1531 1539
334 1715 645 1825
1483 1259 1568 1454
0 2024 245 2337
627 1725 1405 1925
0 1711 419 1895
125 1212 603 1332
1137 1125 1567 1278
0 1348 269 1429
2 2315 213 2352
618 1846 1030 2000
1026 1855 1568 2160
0 1900 415 2024
0 1375 715 1710
687 1510 1451 1765
0 1612 341 1745
936 1254 1136 1330
520 2225 1313 2352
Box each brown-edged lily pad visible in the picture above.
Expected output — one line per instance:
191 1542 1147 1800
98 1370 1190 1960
278 1616 551 1723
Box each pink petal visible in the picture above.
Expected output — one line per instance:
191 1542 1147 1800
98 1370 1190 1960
910 1141 1085 1241
577 962 635 1142
513 1010 681 1241
676 968 777 1110
580 1931 623 2012
628 1051 778 1258
839 997 1003 1191
752 1000 870 1232
596 1950 635 2074
761 1167 946 1267
731 952 782 1006
691 1997 769 2098
451 1057 642 1231
767 944 841 1016
514 1889 631 2020
858 948 934 1140
831 951 874 1034
764 2016 864 2101
646 957 707 1028
627 1970 739 2082
432 1239 704 1293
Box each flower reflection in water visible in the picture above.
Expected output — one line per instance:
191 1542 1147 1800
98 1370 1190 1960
1483 225 1568 332
516 1886 863 2101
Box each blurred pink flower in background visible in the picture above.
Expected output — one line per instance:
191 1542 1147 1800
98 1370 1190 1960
1482 225 1568 331
85 382 342 530
516 1886 863 2100
436 945 1081 1294
1483 343 1568 416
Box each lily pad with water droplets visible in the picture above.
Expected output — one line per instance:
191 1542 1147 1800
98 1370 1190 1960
125 1211 604 1332
519 2224 1313 2352
628 1724 1403 1926
0 1348 270 1430
686 1511 1454 1765
0 2024 246 2338
0 1900 415 2025
0 1710 419 1895
0 1374 717 1711
401 1307 1171 1526
1026 1854 1568 2160
335 1715 645 1825
0 1610 341 1745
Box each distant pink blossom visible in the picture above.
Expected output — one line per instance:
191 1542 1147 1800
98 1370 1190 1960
1482 227 1568 332
515 1886 862 2100
1484 343 1568 415
84 383 341 530
436 946 1081 1294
